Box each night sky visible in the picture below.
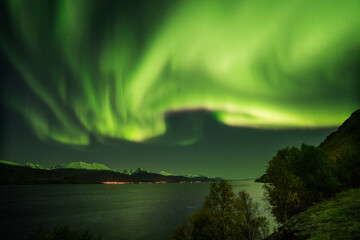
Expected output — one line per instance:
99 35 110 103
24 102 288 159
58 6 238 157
0 0 359 179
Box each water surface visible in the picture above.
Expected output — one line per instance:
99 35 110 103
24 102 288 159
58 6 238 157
0 180 275 240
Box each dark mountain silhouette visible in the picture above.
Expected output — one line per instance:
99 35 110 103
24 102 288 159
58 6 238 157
0 161 222 184
319 109 360 158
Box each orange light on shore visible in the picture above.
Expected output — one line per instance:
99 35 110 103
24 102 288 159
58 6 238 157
101 181 169 184
102 181 129 184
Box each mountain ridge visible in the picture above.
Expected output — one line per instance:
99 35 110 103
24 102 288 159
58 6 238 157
319 109 360 158
0 160 220 179
0 160 223 184
54 162 113 171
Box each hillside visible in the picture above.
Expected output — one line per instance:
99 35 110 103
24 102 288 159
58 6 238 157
260 109 360 239
256 109 360 183
265 188 360 240
319 109 360 158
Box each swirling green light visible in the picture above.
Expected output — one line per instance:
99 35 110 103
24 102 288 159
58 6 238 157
1 0 359 145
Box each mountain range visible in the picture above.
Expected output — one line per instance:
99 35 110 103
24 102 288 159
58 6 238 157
0 160 222 184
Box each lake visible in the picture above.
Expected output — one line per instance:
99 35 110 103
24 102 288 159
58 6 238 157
0 180 276 240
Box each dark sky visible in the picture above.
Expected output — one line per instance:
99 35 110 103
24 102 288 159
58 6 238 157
0 106 337 179
0 0 359 179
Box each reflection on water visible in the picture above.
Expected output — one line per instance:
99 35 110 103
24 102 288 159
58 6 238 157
0 181 276 240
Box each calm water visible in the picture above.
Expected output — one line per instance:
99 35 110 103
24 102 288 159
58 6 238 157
0 180 276 240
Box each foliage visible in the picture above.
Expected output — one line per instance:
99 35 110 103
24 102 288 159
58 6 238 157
27 224 102 240
291 145 342 200
335 150 360 188
234 191 269 240
263 144 358 224
263 147 309 223
171 180 269 240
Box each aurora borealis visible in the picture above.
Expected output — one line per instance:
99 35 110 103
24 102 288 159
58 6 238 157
0 0 359 178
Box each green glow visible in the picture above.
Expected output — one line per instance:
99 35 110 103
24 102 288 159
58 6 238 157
1 0 359 145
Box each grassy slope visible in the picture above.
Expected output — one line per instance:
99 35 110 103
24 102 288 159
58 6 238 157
268 188 360 240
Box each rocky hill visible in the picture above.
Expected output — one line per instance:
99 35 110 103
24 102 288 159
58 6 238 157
319 109 360 158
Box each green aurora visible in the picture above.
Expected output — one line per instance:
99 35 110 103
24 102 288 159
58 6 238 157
1 0 360 145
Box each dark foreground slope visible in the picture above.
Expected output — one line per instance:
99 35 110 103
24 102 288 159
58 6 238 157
265 188 360 240
0 163 220 184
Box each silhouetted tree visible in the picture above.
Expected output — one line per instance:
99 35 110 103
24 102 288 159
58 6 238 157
171 181 269 240
233 190 269 240
202 180 236 239
263 147 309 223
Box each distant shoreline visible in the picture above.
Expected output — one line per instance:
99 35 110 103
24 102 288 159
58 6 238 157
0 162 223 185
